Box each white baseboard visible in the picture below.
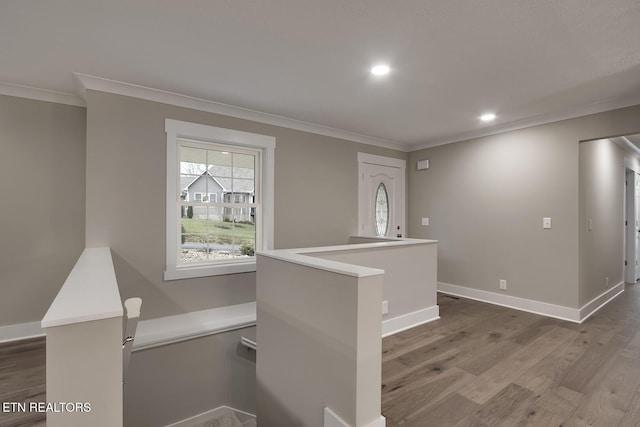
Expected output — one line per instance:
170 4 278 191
579 282 625 322
0 321 45 344
165 405 255 427
324 407 386 427
324 407 350 427
438 282 625 324
382 305 440 338
364 415 386 427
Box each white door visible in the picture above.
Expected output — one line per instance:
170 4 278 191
635 173 640 280
625 170 640 283
358 153 405 238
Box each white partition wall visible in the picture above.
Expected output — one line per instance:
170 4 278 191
312 238 438 336
256 253 386 427
41 248 123 427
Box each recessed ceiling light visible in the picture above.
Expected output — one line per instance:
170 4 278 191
480 113 497 122
371 64 390 76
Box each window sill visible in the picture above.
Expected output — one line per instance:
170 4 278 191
164 261 256 281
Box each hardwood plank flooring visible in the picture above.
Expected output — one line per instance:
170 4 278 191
5 285 640 426
382 284 640 426
0 337 46 427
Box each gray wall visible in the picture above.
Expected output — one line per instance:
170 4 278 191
408 105 640 309
0 94 86 326
124 327 256 427
83 90 406 425
579 139 626 305
85 90 406 320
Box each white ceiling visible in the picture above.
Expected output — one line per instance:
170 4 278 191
2 0 640 150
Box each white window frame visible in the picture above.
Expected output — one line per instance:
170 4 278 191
209 193 217 203
165 119 275 280
194 192 203 202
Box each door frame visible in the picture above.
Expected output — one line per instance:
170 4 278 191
625 168 640 283
357 153 406 237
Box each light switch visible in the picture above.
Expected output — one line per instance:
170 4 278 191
543 217 552 229
421 217 429 226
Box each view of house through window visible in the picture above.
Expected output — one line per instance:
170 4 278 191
178 141 259 265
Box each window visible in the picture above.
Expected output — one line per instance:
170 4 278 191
165 119 275 280
375 183 389 237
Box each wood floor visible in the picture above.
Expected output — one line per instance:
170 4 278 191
382 284 640 427
0 337 46 427
4 285 640 427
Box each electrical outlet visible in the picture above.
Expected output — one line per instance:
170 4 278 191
382 300 389 315
499 279 507 291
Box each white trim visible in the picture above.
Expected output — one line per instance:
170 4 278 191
357 153 407 238
438 281 626 323
259 238 434 279
357 153 406 169
364 416 387 427
165 405 255 427
164 262 258 281
258 252 384 278
324 408 385 427
382 305 440 338
324 408 350 427
165 118 275 280
0 321 45 344
408 92 640 151
0 80 85 107
166 118 276 149
438 282 581 323
579 282 625 322
292 238 437 254
41 247 123 328
133 302 256 351
74 73 403 151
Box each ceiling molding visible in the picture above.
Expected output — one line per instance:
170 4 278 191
408 93 640 152
0 81 85 107
615 136 640 158
73 73 407 152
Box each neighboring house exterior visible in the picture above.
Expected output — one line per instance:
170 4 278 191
181 167 255 223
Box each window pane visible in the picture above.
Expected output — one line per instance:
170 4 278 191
181 206 256 263
375 183 389 237
180 146 207 174
208 150 232 178
180 146 207 200
180 233 208 264
232 178 254 195
231 208 256 258
207 210 235 260
233 153 255 179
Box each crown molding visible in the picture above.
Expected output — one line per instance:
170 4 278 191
73 73 407 152
0 81 85 107
408 93 640 152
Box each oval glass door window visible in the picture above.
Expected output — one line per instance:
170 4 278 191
375 183 389 236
